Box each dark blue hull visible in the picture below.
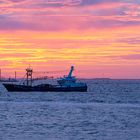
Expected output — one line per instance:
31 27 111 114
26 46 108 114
3 83 87 92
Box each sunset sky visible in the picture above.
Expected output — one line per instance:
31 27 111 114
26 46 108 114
0 0 140 78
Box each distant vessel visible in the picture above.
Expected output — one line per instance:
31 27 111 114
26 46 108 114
3 66 87 92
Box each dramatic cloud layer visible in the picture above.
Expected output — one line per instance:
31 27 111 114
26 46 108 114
0 0 140 78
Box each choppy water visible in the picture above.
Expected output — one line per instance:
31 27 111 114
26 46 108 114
0 79 140 140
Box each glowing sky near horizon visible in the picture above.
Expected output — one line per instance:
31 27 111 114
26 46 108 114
0 0 140 78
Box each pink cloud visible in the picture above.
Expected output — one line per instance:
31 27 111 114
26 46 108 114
0 0 139 31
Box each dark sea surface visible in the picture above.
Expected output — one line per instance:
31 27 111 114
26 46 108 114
0 79 140 140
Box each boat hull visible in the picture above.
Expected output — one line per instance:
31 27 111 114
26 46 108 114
3 83 87 92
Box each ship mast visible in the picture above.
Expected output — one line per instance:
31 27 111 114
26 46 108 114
15 71 17 81
0 69 1 81
26 67 33 86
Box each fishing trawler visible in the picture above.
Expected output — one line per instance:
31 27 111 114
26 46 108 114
3 66 87 92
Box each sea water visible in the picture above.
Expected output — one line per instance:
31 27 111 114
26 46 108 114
0 79 140 140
